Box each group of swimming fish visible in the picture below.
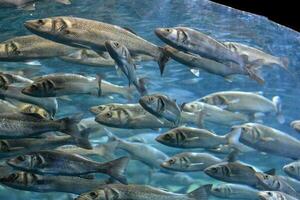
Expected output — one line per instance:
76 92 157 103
0 12 298 200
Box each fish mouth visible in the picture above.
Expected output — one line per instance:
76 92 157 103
155 135 164 144
89 106 100 115
160 161 169 169
154 28 165 38
21 87 31 96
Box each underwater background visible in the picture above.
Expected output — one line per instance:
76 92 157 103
1 0 300 199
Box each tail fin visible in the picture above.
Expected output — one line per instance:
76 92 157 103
272 96 285 124
188 184 212 200
279 57 289 70
105 156 129 184
96 74 102 97
59 114 92 149
158 47 170 76
225 127 243 150
245 66 265 85
135 78 148 96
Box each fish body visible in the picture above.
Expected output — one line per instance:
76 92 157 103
75 184 211 200
0 72 32 88
0 35 77 61
258 191 298 200
7 150 129 184
283 161 300 181
211 183 260 199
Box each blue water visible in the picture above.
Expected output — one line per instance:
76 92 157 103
1 0 300 199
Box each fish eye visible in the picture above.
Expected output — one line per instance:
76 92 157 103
263 175 269 179
267 192 272 196
98 106 105 111
105 112 112 118
17 155 26 162
166 28 171 32
163 134 172 140
211 167 218 173
89 191 98 198
168 158 176 164
0 141 9 152
114 42 120 47
37 19 45 25
290 166 295 171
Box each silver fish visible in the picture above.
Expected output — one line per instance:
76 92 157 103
0 171 107 194
0 72 32 89
283 161 300 181
0 35 77 61
200 91 284 123
161 152 222 172
155 27 244 73
211 183 260 200
258 191 298 200
105 40 147 95
24 16 168 73
7 150 129 184
74 184 211 200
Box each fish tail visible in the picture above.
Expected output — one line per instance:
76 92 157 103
157 47 170 76
187 184 212 200
279 57 289 70
103 156 130 184
245 66 265 85
96 74 102 97
59 114 92 149
225 127 242 149
272 96 285 124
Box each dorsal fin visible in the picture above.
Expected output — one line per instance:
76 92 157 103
224 149 239 162
264 168 276 175
123 27 137 35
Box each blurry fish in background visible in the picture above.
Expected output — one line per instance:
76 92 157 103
0 0 71 10
258 191 298 200
105 40 147 96
291 120 300 132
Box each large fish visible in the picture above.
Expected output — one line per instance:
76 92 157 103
164 45 261 83
24 16 168 74
74 184 212 200
7 150 129 184
155 27 244 74
22 73 133 99
211 183 260 200
0 35 78 61
229 123 300 159
0 171 107 194
200 91 284 123
105 40 147 95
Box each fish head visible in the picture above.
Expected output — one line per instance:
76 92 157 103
283 162 299 178
255 172 274 189
24 17 71 39
0 73 13 89
155 129 182 147
0 140 10 152
0 41 22 60
204 163 231 180
211 184 232 197
89 105 113 115
0 172 39 188
139 94 163 115
95 109 129 128
105 40 130 62
181 101 203 112
20 104 50 119
75 187 120 200
258 191 279 200
155 27 188 47
7 153 44 171
161 155 190 171
22 79 56 97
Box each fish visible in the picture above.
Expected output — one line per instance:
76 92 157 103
161 152 222 172
104 130 169 169
164 45 260 83
0 35 78 61
229 123 300 159
204 159 275 187
211 183 260 200
0 171 108 194
0 135 87 159
155 126 253 152
74 184 212 200
0 112 91 149
0 86 58 118
105 40 147 95
139 94 182 125
283 161 300 181
200 91 284 123
7 150 129 184
0 99 19 113
22 73 133 99
155 27 244 74
0 0 70 10
181 100 249 127
255 172 299 198
290 120 300 132
0 72 33 89
258 191 298 200
24 16 168 73
17 103 51 119
148 171 195 187
224 42 289 70
60 49 153 68
93 103 175 129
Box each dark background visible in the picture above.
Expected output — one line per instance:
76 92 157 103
210 0 299 32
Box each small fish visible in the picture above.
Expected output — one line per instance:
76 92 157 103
0 112 91 149
24 17 168 74
211 183 260 200
105 40 147 95
74 184 212 200
0 35 77 61
161 152 222 172
7 150 129 184
200 91 284 123
291 120 300 132
255 172 299 198
0 86 58 118
155 27 244 74
229 123 300 159
258 191 298 200
283 161 300 181
0 171 108 194
139 94 182 125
